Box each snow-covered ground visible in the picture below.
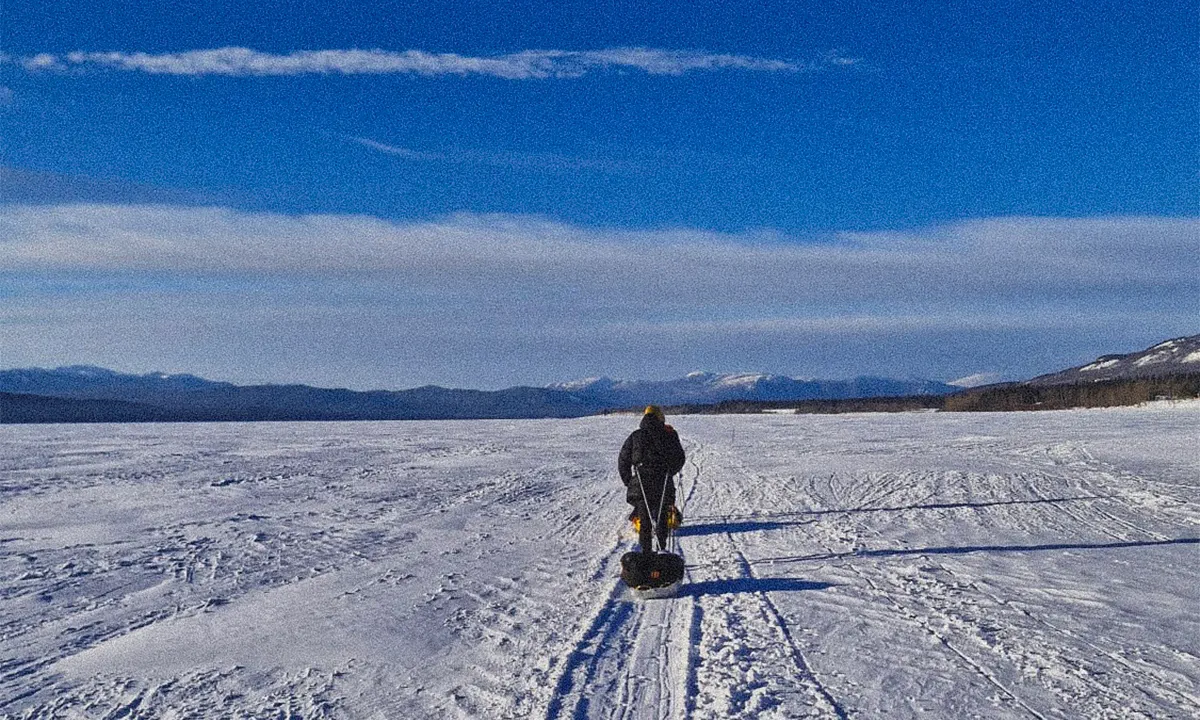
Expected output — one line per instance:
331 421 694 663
3 403 1198 718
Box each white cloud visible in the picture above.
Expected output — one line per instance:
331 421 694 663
15 46 842 79
22 53 65 71
1 205 1193 300
1 204 1194 387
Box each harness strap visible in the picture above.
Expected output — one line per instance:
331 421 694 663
634 464 672 553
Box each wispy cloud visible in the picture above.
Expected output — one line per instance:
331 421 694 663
347 136 634 173
13 46 849 79
19 53 62 71
1 204 1193 386
349 137 446 161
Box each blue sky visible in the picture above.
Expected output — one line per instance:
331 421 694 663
1 1 1197 389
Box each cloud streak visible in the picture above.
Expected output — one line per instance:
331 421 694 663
347 136 634 173
1 204 1193 297
349 137 446 161
3 204 1194 326
13 47 846 79
1 204 1194 387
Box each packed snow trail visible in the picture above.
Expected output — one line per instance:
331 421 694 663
545 446 703 720
2 403 1198 718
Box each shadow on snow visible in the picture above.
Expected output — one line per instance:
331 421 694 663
751 537 1200 567
683 495 1116 536
680 576 835 597
675 519 813 537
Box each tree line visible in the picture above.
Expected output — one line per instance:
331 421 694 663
943 373 1200 412
661 373 1200 415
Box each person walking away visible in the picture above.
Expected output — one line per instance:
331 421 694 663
618 405 686 556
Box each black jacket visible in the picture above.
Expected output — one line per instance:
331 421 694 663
618 414 686 506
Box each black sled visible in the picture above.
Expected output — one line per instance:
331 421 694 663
621 551 685 599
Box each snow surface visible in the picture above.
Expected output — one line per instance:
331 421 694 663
1080 359 1121 372
3 405 1199 718
1134 352 1170 367
712 374 774 389
948 372 1004 388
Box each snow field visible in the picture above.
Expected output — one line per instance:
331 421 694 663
1 403 1198 718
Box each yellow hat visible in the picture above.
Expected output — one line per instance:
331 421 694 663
643 405 665 421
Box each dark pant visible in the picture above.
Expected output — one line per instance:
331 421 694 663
634 500 670 554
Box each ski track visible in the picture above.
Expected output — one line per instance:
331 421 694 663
544 446 703 720
2 404 1199 718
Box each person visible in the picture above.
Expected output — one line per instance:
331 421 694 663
618 405 686 556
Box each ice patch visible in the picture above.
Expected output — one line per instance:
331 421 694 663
1182 350 1200 364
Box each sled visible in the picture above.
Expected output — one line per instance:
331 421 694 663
621 551 685 599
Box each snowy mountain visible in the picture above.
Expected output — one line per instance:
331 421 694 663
0 365 234 402
550 371 956 408
1027 334 1200 386
5 340 1198 423
0 366 958 423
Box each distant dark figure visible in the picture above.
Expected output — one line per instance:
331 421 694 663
618 405 686 555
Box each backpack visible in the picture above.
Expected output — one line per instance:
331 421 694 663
633 424 677 471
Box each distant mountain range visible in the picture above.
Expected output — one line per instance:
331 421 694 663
1026 335 1200 386
550 372 955 407
3 335 1196 423
0 366 600 423
0 365 954 423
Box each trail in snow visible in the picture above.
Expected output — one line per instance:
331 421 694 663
1 402 1198 718
545 445 703 720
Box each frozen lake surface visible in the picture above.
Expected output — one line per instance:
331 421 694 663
3 403 1199 718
